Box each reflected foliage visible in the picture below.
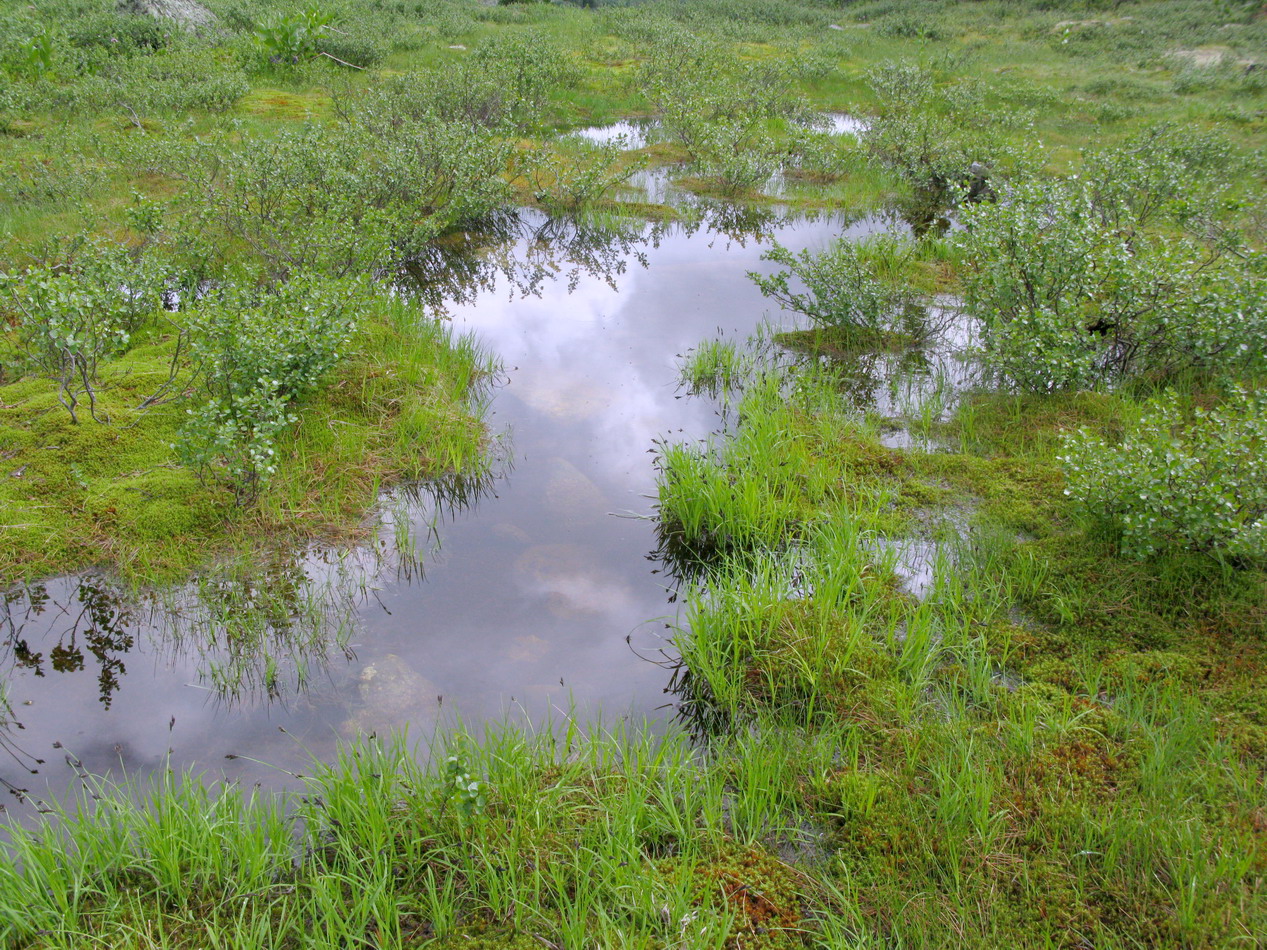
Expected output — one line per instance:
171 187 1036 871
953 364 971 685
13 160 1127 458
398 206 811 313
0 467 503 718
2 578 133 709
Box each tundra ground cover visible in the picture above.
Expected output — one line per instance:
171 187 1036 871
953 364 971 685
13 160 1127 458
1 0 1265 946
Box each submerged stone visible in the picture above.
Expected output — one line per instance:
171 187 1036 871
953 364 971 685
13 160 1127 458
514 543 634 618
341 653 439 737
543 456 606 523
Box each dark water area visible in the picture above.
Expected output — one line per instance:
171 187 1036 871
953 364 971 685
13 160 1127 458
1 206 899 817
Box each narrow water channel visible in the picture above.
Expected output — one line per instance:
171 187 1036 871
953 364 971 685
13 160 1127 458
2 206 894 814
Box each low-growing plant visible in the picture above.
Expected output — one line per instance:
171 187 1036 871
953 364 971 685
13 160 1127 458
531 136 644 211
177 274 363 501
692 122 783 195
749 234 918 339
164 116 513 277
860 61 1029 217
254 6 333 65
640 32 810 192
20 27 56 78
1060 389 1267 560
67 10 174 58
1082 123 1237 231
439 747 489 821
680 338 752 395
1 239 169 422
787 127 858 181
468 31 577 131
874 10 946 41
961 176 1267 392
861 62 967 194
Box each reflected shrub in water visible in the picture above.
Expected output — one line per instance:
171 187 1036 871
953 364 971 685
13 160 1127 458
1060 390 1267 560
177 274 362 501
749 234 917 340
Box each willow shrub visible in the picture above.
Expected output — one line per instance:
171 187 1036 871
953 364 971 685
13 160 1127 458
0 238 171 420
176 274 363 502
960 177 1267 392
749 234 917 338
1060 390 1267 560
640 29 810 193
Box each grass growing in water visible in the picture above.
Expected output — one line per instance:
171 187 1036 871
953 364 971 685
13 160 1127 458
655 339 1267 946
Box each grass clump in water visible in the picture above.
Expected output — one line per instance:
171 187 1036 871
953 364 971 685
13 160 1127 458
679 338 754 395
657 322 1266 944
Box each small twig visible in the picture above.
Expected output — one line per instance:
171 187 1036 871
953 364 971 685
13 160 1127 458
120 103 145 134
318 51 364 70
133 324 187 413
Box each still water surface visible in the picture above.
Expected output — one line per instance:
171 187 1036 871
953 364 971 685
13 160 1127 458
2 206 904 813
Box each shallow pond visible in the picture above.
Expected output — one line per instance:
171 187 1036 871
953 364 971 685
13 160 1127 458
2 206 929 814
570 113 866 151
570 118 660 150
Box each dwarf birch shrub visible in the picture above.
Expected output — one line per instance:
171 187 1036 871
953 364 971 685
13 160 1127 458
1082 123 1237 230
170 117 512 278
640 31 810 192
177 275 363 501
345 34 572 133
533 136 643 212
861 62 980 200
1060 390 1267 560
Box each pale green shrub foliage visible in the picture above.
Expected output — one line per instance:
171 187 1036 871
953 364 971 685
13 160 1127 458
639 31 809 193
533 135 643 211
1 240 168 421
164 118 513 277
1060 391 1267 560
177 275 363 500
749 235 916 336
961 177 1266 391
862 62 985 198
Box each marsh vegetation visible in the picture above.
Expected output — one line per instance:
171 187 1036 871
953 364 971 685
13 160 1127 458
2 0 1266 946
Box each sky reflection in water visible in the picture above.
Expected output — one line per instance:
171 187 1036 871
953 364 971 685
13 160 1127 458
1 207 901 811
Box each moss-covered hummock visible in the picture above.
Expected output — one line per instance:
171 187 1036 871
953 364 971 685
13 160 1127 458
0 297 494 585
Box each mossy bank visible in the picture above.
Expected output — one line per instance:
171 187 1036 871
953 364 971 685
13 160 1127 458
0 288 495 585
